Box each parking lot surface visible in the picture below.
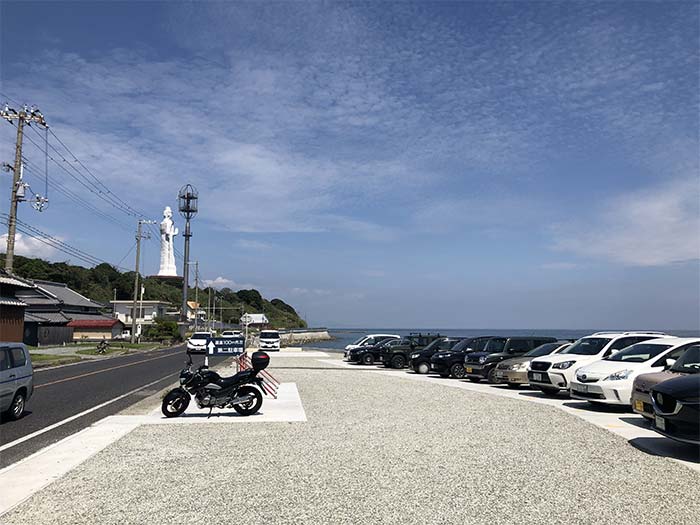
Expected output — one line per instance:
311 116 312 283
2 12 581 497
4 355 699 525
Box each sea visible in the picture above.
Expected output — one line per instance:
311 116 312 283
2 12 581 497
307 328 700 352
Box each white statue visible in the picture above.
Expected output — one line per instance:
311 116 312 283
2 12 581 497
158 206 179 276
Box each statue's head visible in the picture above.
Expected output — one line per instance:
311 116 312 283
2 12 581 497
163 206 172 218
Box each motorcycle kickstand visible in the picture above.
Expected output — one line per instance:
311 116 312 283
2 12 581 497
207 407 213 419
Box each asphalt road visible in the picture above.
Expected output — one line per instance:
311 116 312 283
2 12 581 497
0 345 227 469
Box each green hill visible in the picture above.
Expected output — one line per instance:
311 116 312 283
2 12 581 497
9 255 307 329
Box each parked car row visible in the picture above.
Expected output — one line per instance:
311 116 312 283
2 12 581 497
344 332 700 447
186 329 281 354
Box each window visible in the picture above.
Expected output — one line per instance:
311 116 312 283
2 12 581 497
562 338 611 356
670 345 700 373
507 339 531 353
606 343 672 363
485 338 506 352
655 344 698 368
10 347 26 367
0 349 10 371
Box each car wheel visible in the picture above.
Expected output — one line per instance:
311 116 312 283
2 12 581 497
450 363 466 379
416 362 430 375
390 355 406 369
362 353 375 365
539 387 560 396
487 368 501 384
8 391 26 421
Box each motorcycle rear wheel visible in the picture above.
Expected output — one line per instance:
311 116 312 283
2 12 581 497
162 390 190 418
233 386 263 416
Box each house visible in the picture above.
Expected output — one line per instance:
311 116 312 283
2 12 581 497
68 317 125 341
17 280 114 345
110 300 171 325
0 270 32 343
240 312 268 328
186 301 206 324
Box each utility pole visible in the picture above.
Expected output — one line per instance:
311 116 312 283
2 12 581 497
207 286 211 332
1 104 47 273
178 184 198 329
130 219 154 343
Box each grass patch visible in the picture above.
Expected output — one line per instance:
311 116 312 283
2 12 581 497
30 353 83 368
76 347 132 356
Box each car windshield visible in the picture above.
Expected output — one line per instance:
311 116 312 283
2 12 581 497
452 338 476 352
484 338 506 352
422 338 447 352
605 343 672 362
351 336 367 345
562 337 611 355
191 333 209 340
383 339 400 347
670 345 700 373
524 342 560 357
260 331 279 339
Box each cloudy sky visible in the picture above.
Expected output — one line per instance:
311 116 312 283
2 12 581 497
1 1 698 329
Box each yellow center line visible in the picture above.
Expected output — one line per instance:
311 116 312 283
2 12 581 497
35 351 181 389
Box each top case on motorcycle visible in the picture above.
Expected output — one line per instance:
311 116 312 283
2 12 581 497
251 351 270 371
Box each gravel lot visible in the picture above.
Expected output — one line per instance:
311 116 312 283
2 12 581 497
5 356 700 525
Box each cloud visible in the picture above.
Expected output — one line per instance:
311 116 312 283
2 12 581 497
202 276 257 290
289 287 332 296
0 233 58 259
552 177 700 266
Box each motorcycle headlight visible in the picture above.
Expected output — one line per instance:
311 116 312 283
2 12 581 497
478 356 486 364
603 369 633 381
552 360 576 370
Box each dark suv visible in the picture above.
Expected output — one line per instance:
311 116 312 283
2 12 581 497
408 337 468 374
380 333 443 369
428 336 494 378
464 336 557 383
346 337 400 365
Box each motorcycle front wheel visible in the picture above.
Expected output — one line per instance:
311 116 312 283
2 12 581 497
161 389 190 418
233 386 263 416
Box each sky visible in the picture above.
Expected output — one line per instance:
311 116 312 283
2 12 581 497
0 1 698 330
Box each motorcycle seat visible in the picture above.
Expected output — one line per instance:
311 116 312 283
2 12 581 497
216 369 255 389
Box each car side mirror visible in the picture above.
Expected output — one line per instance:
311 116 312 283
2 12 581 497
664 358 676 369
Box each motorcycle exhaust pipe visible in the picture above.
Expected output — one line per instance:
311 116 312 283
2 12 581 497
230 393 255 406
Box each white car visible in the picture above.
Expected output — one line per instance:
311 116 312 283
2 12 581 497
344 334 401 352
259 330 281 351
186 331 213 354
569 337 700 405
221 330 243 338
528 331 672 395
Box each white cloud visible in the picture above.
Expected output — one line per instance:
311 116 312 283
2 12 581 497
552 177 700 266
202 276 257 290
0 233 57 259
289 287 332 296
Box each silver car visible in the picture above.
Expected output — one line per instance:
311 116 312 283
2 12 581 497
1 343 33 420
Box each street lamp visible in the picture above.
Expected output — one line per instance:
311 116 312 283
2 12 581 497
178 184 198 325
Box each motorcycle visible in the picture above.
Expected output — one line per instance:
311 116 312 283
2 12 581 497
161 351 270 418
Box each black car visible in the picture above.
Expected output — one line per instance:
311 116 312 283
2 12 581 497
380 333 443 369
346 337 400 365
427 336 493 378
408 336 470 374
464 336 558 383
651 374 700 446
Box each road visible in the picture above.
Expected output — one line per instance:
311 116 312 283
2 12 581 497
0 345 227 469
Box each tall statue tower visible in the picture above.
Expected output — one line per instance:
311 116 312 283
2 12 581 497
158 206 179 277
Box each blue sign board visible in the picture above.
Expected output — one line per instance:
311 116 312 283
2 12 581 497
206 337 245 356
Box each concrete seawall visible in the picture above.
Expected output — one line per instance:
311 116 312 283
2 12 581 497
280 330 332 347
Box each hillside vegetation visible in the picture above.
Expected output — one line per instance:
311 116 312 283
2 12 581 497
10 255 307 329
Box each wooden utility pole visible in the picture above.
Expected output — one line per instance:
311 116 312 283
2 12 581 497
130 219 154 343
1 104 47 273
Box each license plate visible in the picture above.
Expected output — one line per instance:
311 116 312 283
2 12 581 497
532 373 542 381
655 415 665 431
465 367 472 373
495 371 504 378
577 384 588 393
634 400 644 412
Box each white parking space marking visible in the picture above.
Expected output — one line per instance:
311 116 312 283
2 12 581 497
0 383 305 517
318 359 700 472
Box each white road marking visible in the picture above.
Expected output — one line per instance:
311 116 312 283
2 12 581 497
0 383 306 516
0 372 177 454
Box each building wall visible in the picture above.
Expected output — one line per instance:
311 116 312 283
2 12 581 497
73 328 118 341
23 324 73 346
0 306 24 342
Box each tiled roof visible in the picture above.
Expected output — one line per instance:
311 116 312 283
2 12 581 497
67 317 122 328
0 296 27 307
24 311 72 323
33 280 104 308
0 272 33 288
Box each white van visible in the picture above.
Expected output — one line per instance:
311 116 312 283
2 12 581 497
259 330 281 351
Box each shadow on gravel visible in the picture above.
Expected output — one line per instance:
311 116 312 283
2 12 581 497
629 436 700 463
561 401 633 414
